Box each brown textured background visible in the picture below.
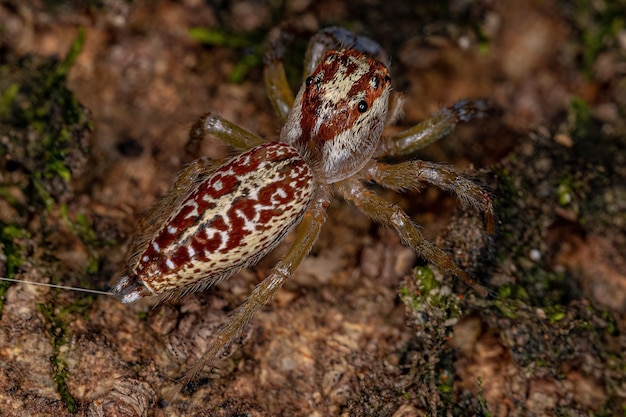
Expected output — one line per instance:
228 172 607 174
0 0 625 416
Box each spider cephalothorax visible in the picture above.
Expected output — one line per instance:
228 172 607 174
282 49 391 182
113 27 495 397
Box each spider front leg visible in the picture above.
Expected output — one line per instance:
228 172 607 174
363 159 495 234
302 27 389 76
264 35 294 123
335 179 488 297
161 191 330 402
375 99 493 159
185 112 266 158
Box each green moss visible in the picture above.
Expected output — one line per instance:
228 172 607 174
446 119 626 413
404 266 462 319
568 97 593 135
0 83 20 115
189 27 266 84
60 205 100 275
476 377 491 417
572 0 626 77
36 302 77 413
399 267 471 412
0 225 31 275
0 225 31 315
557 181 574 207
0 29 91 210
544 304 567 324
188 27 256 48
0 32 105 409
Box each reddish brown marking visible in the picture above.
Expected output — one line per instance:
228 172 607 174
151 227 178 251
212 197 257 254
258 209 281 225
207 215 228 232
190 237 206 258
177 204 196 220
340 53 358 78
231 150 264 176
315 97 356 143
205 173 238 199
292 173 312 189
139 246 159 267
320 55 341 84
192 227 222 254
173 245 190 265
231 195 257 221
257 182 289 205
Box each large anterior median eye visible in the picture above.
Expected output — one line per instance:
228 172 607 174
357 100 368 113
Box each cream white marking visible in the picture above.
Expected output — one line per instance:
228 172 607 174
235 208 257 233
276 188 287 199
183 200 200 219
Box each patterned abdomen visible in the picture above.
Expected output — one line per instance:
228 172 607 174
114 142 314 303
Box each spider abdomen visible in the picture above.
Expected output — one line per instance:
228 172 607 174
114 142 315 303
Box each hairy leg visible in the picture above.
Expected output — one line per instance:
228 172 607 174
264 29 294 123
186 112 266 158
375 99 493 159
161 190 330 402
303 27 389 75
362 159 495 234
334 178 488 297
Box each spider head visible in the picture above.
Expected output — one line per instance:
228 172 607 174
281 49 391 183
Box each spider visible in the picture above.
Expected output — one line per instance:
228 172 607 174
113 27 495 398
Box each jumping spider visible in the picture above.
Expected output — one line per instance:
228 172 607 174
113 27 495 397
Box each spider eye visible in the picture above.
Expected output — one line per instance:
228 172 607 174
305 76 314 87
372 76 379 90
357 100 368 113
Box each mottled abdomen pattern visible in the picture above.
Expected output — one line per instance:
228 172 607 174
117 142 314 301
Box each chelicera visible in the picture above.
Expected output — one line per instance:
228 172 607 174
113 27 495 397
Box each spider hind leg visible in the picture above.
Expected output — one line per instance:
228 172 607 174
335 178 489 297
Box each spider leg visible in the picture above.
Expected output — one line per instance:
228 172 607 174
186 112 266 158
386 92 406 126
161 191 330 402
363 160 495 234
264 30 294 123
303 27 389 75
375 99 493 159
335 179 488 297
